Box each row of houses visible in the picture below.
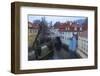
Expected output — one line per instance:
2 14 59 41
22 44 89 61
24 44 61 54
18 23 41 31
49 21 88 58
28 20 88 58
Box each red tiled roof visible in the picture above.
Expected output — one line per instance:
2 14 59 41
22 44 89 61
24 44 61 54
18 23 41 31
28 22 33 27
28 22 39 29
57 22 82 32
59 29 66 32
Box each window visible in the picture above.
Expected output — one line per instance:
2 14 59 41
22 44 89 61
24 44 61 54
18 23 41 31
30 29 32 33
74 27 77 31
80 27 82 31
68 27 70 30
66 28 67 30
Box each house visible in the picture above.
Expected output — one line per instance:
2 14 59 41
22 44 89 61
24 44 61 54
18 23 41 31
77 24 88 58
28 22 39 48
57 21 82 46
49 20 87 54
49 22 61 38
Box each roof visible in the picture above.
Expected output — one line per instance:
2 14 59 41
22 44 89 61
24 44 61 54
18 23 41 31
57 22 82 32
28 22 39 29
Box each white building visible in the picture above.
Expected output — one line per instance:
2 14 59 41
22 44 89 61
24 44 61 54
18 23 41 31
49 26 60 38
57 22 82 46
77 31 88 58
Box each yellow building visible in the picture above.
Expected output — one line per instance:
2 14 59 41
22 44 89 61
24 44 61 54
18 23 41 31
28 22 39 48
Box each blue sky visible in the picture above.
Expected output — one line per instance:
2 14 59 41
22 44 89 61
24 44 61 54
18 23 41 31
28 15 87 25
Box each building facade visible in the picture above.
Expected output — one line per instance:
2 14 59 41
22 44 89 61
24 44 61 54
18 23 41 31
77 31 88 58
54 21 82 48
28 22 39 48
